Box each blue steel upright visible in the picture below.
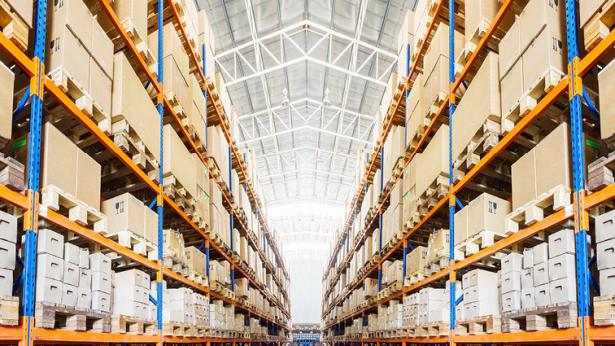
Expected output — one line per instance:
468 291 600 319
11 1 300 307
564 0 591 344
448 0 457 333
22 3 48 343
229 147 235 291
156 0 165 331
378 146 384 291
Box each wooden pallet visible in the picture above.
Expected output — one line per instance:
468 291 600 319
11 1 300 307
188 271 209 286
0 153 25 191
35 302 111 332
426 256 449 275
0 296 18 326
501 303 577 332
583 0 615 51
454 230 507 259
111 315 157 335
165 92 188 121
163 322 194 336
502 67 566 134
47 67 111 134
453 119 501 182
504 184 571 234
163 255 188 276
40 184 107 233
588 153 615 191
594 295 615 326
0 0 28 51
103 230 157 260
111 118 159 180
455 315 501 335
405 270 425 285
163 173 196 216
416 321 449 337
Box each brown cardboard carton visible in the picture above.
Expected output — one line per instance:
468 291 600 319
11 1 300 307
521 25 566 94
185 246 206 276
423 24 464 79
112 52 160 161
599 60 615 141
0 61 14 142
42 122 78 197
91 18 114 77
467 193 510 238
163 55 190 112
465 0 499 43
579 0 605 27
197 9 215 49
534 122 570 196
423 55 448 111
148 23 189 81
76 150 101 210
112 0 148 48
498 18 521 74
144 205 157 244
89 58 112 115
163 125 197 197
500 56 523 118
405 246 427 274
405 73 424 146
452 52 501 160
519 0 565 52
47 0 92 49
102 193 145 238
415 125 448 199
454 205 468 245
511 146 537 209
188 76 207 145
47 25 90 91
7 0 33 28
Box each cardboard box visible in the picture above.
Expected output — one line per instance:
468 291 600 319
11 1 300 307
37 229 64 258
92 271 111 293
47 22 90 91
63 261 79 286
76 286 91 309
62 284 78 307
76 149 101 211
79 268 91 288
599 59 615 141
405 246 427 274
548 253 575 280
0 239 15 270
501 252 523 274
533 261 549 286
0 268 10 296
596 209 615 243
501 270 521 293
549 276 576 304
92 291 111 312
112 52 161 161
452 52 501 161
423 55 448 111
462 269 497 288
465 0 499 44
38 253 64 281
0 61 14 142
6 0 33 28
89 58 112 116
498 17 521 74
519 0 565 52
532 243 549 265
415 125 449 198
148 23 189 80
112 0 148 50
464 285 499 303
423 24 464 78
144 206 158 245
91 18 113 77
114 284 149 305
185 246 207 277
521 268 533 289
599 267 615 296
521 24 566 97
41 121 78 197
188 76 207 145
405 74 424 146
501 290 521 312
598 238 615 270
36 276 62 304
163 125 198 197
499 56 524 119
534 283 551 307
523 247 533 269
549 228 575 258
467 193 510 240
90 253 112 274
102 193 146 238
114 269 150 288
521 287 535 309
64 243 80 266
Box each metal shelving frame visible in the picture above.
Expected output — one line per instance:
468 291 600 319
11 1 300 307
0 0 291 344
321 0 615 344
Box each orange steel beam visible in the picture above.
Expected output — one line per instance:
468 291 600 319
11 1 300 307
0 325 21 341
454 328 579 344
30 328 160 344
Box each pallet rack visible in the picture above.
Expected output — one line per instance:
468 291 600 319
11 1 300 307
321 0 615 345
0 0 291 344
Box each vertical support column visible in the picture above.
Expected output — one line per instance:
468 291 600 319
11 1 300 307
229 147 235 291
564 1 591 345
402 240 407 280
155 0 165 337
447 0 457 340
21 1 47 345
377 146 384 291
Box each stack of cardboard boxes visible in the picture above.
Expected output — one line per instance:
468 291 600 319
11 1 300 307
90 252 113 313
0 211 16 297
0 62 15 146
461 269 499 320
596 210 615 297
500 253 523 313
418 287 447 324
113 269 154 320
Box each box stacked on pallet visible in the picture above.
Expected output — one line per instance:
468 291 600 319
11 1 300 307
36 229 65 306
418 287 447 325
499 0 566 132
460 0 499 59
425 229 449 273
0 61 14 146
500 253 523 313
90 252 112 313
383 125 406 184
402 293 419 328
207 125 231 186
184 246 208 283
404 246 427 284
0 211 16 296
209 260 230 288
163 287 195 324
414 125 450 212
112 269 151 320
462 269 499 320
194 292 210 327
163 124 198 206
102 193 158 259
47 0 113 131
397 9 415 79
594 209 615 324
163 229 187 272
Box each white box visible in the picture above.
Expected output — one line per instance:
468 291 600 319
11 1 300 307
79 247 89 268
64 243 80 265
532 243 548 265
598 238 615 270
37 229 64 257
92 291 111 312
37 253 64 281
76 286 91 309
550 277 576 304
599 267 615 296
78 268 91 288
464 300 498 319
501 290 521 312
521 288 535 309
548 228 575 258
462 269 498 288
596 209 615 243
0 211 17 243
521 268 533 289
464 285 499 304
36 276 62 304
114 269 150 288
501 253 523 274
113 300 149 318
61 284 78 307
501 271 521 293
548 253 576 280
92 271 111 293
523 247 533 269
534 283 551 307
0 267 11 296
114 284 149 304
533 262 549 286
0 239 15 270
90 253 111 273
63 261 79 286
